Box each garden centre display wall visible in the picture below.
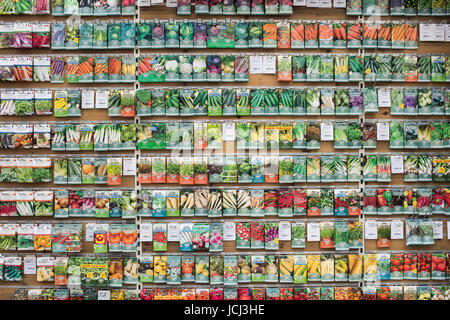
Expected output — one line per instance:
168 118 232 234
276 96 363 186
0 0 449 301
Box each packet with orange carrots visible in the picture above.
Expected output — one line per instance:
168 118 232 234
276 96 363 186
347 22 362 48
263 22 277 48
363 22 378 48
377 22 392 49
319 22 333 48
304 22 318 48
404 22 418 49
391 22 405 49
290 22 304 48
333 21 347 49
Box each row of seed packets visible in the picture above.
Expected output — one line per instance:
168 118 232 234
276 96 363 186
0 223 83 252
346 0 450 16
3 119 449 151
4 119 449 151
176 0 293 15
2 87 449 117
137 251 450 284
0 156 125 185
16 20 422 50
10 285 450 301
275 54 450 82
0 153 448 185
3 53 449 83
1 186 448 219
4 250 447 286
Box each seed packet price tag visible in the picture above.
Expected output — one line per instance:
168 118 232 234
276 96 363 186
445 24 450 42
167 223 180 241
223 222 236 241
279 222 291 241
249 56 263 74
433 24 445 41
447 221 450 239
95 90 108 109
24 256 36 275
319 0 332 7
151 0 163 4
98 290 110 300
391 156 404 174
262 56 276 74
320 122 334 141
82 90 95 109
293 0 306 5
307 223 320 242
333 0 346 7
378 89 390 107
123 157 137 176
140 223 153 242
223 123 236 141
166 0 177 6
377 122 390 141
306 0 319 6
365 220 378 239
433 221 443 240
85 223 96 241
390 220 404 240
419 24 434 41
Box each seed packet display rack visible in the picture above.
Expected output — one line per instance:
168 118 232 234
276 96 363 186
0 4 449 300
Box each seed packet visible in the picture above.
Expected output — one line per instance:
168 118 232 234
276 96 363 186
376 253 390 281
320 55 334 81
194 255 209 284
306 255 320 282
293 156 306 183
306 122 320 149
264 222 279 250
236 222 250 249
363 254 377 281
153 256 167 284
222 190 237 216
306 55 320 81
153 224 167 252
165 256 181 285
320 254 334 282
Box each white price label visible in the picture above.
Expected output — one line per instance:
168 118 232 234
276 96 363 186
98 290 111 300
279 221 291 241
306 0 319 6
262 55 276 74
390 220 404 240
378 89 391 107
319 0 332 7
167 223 180 242
433 221 443 240
433 24 445 41
222 123 236 141
166 0 178 6
95 90 108 109
249 56 263 74
307 223 320 242
140 223 153 242
377 122 390 141
391 156 404 174
445 24 450 42
293 0 306 5
24 256 36 275
223 222 236 241
447 221 450 240
123 157 137 176
151 0 163 4
365 220 378 240
333 0 346 7
85 223 96 241
419 24 434 41
82 90 95 109
320 122 334 141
